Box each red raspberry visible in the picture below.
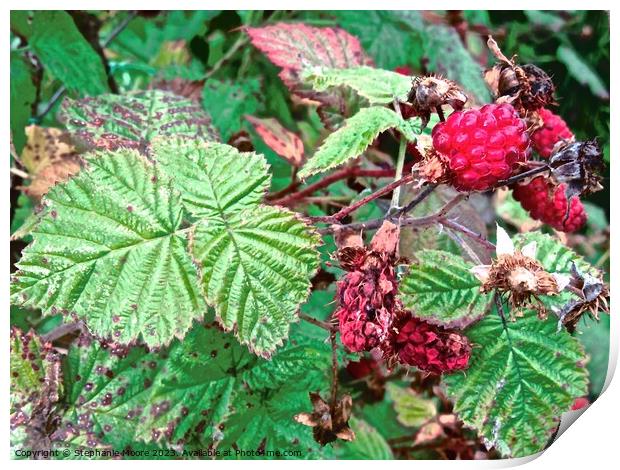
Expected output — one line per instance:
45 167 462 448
512 176 587 232
391 315 471 374
431 103 529 191
531 108 574 158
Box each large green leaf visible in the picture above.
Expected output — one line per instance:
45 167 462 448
192 206 320 357
557 45 609 100
29 11 109 96
298 106 417 178
11 149 206 348
398 250 493 328
10 52 36 154
61 91 219 153
303 66 412 105
152 139 269 219
61 327 331 458
386 383 436 428
443 312 588 458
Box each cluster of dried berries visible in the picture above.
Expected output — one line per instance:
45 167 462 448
294 393 355 446
333 222 472 375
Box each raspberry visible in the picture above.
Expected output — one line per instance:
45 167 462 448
431 103 529 191
512 176 587 232
531 108 574 158
336 253 397 353
391 315 471 374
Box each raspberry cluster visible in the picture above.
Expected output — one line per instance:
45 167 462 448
432 103 529 191
389 314 472 375
530 108 574 158
512 176 587 232
334 227 471 374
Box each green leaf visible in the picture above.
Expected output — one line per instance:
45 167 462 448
299 106 414 178
153 139 270 219
337 417 393 460
192 206 320 356
443 312 588 458
303 66 412 104
398 250 492 328
29 11 109 96
61 327 331 457
202 78 260 141
61 90 219 153
578 313 610 398
11 149 206 348
11 193 36 242
557 45 609 100
386 383 436 428
10 52 36 154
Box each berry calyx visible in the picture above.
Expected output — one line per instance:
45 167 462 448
431 103 529 191
512 176 587 232
531 108 574 158
389 314 472 374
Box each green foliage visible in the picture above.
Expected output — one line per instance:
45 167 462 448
337 417 393 459
299 107 418 178
303 66 412 104
202 78 260 141
61 91 219 152
398 250 493 328
10 52 36 154
557 45 609 100
11 150 206 348
60 327 331 457
443 311 588 458
386 383 436 427
29 11 109 96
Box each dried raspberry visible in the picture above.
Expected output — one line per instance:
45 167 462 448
336 256 397 352
512 176 587 232
390 315 471 374
431 103 529 191
530 108 574 158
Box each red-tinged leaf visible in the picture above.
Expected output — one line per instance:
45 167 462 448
246 115 305 167
246 22 371 95
247 23 371 130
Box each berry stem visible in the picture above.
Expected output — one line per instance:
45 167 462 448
397 183 438 216
439 217 496 252
390 137 408 210
298 312 332 331
495 164 550 187
329 326 339 411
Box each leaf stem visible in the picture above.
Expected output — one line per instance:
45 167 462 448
390 137 408 209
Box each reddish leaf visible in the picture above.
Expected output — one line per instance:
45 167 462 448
246 22 371 96
246 115 305 167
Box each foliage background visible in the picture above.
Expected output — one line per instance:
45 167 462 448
9 10 610 459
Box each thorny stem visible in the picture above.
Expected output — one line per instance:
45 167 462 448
396 183 438 216
330 326 339 410
269 166 397 206
390 137 408 210
439 217 496 252
308 174 414 224
298 312 331 331
35 11 137 121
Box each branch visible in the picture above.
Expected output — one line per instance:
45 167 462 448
269 166 396 206
495 164 549 187
329 326 339 410
299 312 332 331
308 174 414 224
440 217 496 252
396 183 438 216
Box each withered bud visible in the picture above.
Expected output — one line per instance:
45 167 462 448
479 252 560 318
557 263 609 332
485 37 556 114
294 393 355 446
406 76 467 128
549 139 605 200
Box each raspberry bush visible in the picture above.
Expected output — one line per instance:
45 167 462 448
10 10 609 461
